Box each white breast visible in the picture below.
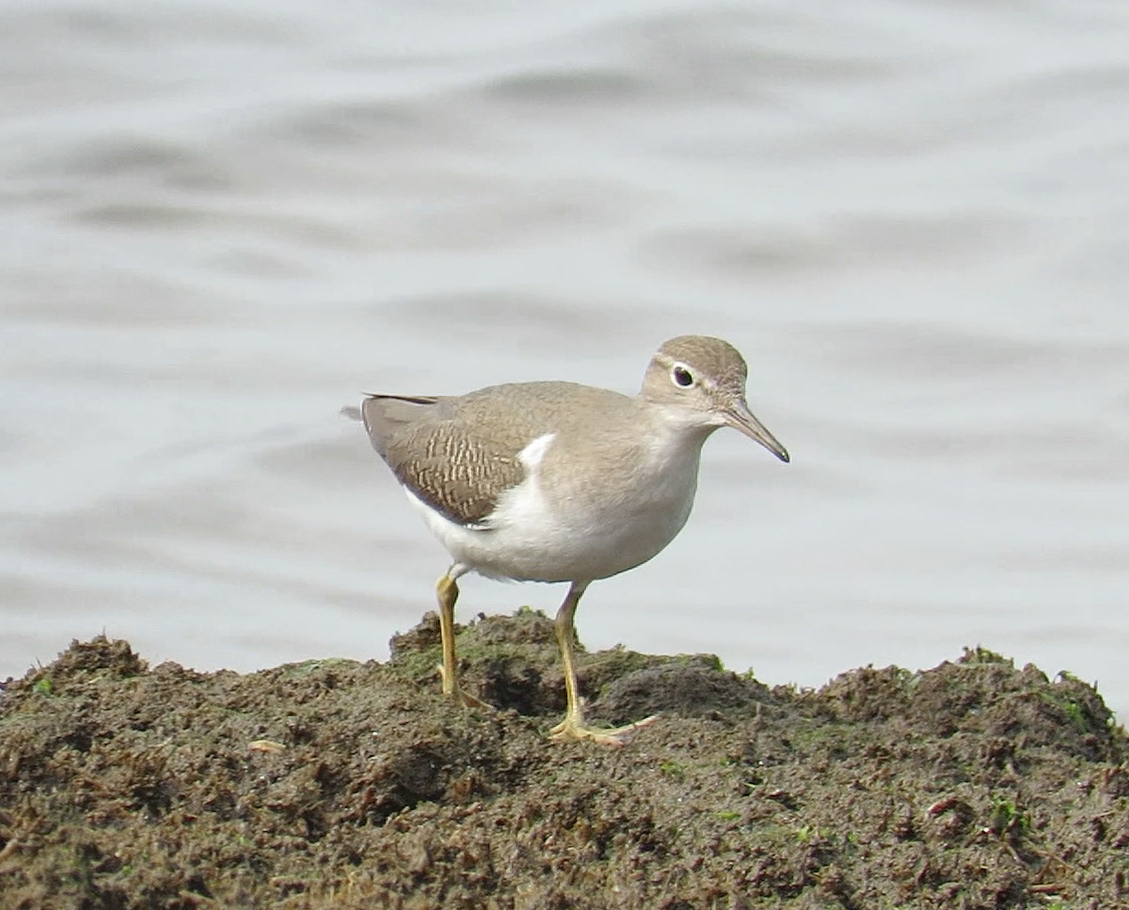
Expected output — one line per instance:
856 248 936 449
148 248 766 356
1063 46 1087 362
403 423 705 584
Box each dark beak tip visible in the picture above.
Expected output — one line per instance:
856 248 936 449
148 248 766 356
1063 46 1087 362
778 449 791 464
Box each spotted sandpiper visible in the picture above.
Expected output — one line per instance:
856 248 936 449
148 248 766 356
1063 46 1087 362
359 335 789 745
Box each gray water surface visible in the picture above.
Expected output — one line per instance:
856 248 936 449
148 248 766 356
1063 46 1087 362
3 0 1128 716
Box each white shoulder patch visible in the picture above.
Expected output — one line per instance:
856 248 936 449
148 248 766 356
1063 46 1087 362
518 432 556 468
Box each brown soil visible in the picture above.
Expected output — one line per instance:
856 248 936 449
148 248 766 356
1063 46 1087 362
2 608 1128 909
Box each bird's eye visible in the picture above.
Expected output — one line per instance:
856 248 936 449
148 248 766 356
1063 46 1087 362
671 364 694 388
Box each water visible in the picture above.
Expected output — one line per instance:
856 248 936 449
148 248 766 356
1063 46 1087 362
4 0 1128 717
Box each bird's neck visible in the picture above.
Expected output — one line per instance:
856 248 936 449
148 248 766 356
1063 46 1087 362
642 405 717 473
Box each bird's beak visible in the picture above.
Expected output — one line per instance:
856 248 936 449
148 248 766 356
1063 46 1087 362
725 401 790 463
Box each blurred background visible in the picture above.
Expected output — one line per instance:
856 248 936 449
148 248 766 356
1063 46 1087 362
3 0 1128 717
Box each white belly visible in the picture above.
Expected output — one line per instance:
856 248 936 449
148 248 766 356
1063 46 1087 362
404 431 702 583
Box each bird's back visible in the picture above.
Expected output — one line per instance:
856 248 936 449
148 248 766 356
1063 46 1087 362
361 382 639 528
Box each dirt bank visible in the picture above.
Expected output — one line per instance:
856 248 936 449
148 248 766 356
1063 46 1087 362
2 608 1127 909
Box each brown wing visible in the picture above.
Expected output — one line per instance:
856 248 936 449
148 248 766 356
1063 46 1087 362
361 394 525 527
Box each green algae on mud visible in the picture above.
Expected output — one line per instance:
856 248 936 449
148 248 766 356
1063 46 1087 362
2 612 1129 910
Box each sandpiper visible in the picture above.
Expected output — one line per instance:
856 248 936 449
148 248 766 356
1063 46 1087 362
359 335 789 745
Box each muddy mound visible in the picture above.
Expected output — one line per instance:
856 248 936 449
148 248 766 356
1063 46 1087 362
2 612 1127 909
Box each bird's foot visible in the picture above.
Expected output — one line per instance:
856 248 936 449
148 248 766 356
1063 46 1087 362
436 662 492 709
455 688 491 709
548 712 659 747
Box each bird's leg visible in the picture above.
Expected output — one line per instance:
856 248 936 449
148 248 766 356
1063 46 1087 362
435 573 459 697
435 572 488 708
549 581 658 746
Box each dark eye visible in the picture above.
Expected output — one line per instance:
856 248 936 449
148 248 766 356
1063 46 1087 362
671 364 694 387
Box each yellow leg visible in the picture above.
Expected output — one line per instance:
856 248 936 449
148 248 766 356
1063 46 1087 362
435 572 488 709
436 573 459 697
548 581 658 747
